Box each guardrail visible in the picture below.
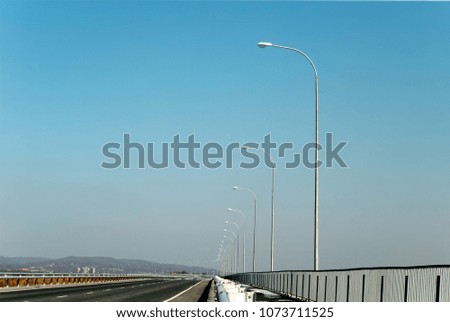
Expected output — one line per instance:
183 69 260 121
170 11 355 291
214 277 230 302
214 276 255 302
0 273 157 288
226 265 450 302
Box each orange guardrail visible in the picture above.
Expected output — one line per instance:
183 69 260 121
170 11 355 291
0 274 157 289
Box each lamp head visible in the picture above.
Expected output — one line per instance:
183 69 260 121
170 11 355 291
258 42 273 48
227 207 233 211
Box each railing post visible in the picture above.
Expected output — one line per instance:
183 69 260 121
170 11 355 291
290 272 293 297
315 276 319 302
307 275 311 301
435 275 441 302
335 276 338 302
362 274 366 302
404 275 409 302
346 275 350 302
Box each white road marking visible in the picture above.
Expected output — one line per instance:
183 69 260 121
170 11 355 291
105 289 111 292
85 291 94 295
163 281 203 302
56 295 68 298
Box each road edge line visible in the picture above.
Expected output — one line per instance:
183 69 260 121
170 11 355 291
163 280 204 302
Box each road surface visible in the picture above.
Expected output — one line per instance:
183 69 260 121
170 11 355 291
0 278 204 302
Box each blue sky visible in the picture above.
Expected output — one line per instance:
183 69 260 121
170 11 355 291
0 1 449 271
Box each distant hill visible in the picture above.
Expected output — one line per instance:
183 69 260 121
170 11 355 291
0 256 50 266
0 256 214 275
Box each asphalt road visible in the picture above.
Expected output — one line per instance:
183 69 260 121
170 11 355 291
0 278 199 302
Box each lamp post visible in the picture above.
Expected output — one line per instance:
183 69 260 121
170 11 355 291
232 187 256 272
216 249 222 275
241 146 275 272
257 41 320 271
222 235 233 274
227 207 247 273
225 222 240 272
217 241 227 275
223 234 237 274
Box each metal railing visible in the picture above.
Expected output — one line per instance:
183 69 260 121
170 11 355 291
226 265 450 302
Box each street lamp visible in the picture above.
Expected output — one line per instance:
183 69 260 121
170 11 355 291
258 41 320 271
241 146 276 272
231 187 256 272
219 240 230 274
217 242 228 275
223 234 237 274
227 207 247 273
225 222 240 273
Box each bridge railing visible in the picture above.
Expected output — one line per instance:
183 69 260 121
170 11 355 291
0 273 157 288
226 265 450 302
